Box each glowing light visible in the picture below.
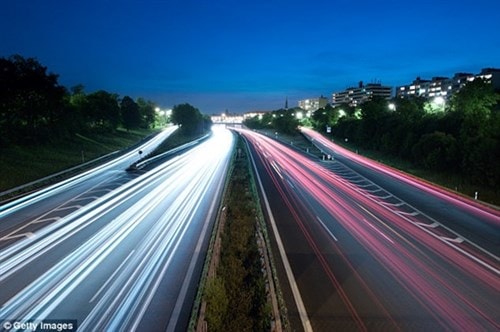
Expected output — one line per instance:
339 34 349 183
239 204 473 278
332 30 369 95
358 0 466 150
433 96 445 106
233 127 500 330
0 128 235 329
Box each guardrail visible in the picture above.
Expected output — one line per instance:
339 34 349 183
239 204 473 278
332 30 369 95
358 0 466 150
127 133 212 171
0 150 121 203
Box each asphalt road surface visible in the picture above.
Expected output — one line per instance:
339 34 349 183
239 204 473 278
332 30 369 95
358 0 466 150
0 126 235 331
238 127 499 331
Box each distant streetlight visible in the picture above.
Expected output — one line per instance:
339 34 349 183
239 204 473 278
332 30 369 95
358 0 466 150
155 107 171 126
388 103 396 111
433 96 445 107
431 96 446 113
163 109 171 124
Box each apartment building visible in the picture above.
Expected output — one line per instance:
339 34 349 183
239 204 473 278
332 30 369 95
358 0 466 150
298 96 328 111
332 81 392 107
396 68 500 100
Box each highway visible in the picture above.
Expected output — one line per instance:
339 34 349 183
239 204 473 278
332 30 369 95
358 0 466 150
301 127 500 256
0 126 235 331
0 126 178 240
237 128 500 331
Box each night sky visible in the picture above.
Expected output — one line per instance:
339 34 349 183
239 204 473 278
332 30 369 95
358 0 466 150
2 0 500 113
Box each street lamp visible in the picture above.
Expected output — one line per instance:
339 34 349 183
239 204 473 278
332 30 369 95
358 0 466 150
432 96 446 113
433 96 445 107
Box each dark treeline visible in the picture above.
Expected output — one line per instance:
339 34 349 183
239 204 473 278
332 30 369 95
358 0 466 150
170 103 213 136
244 79 500 191
243 108 302 135
0 55 157 147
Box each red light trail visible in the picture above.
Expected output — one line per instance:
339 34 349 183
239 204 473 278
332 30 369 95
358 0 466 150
237 128 499 331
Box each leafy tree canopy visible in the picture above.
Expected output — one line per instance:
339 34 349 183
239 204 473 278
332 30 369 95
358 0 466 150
311 104 339 131
136 98 156 129
171 103 203 134
120 96 141 130
0 54 160 146
86 90 121 131
449 78 500 138
0 54 67 144
272 109 300 135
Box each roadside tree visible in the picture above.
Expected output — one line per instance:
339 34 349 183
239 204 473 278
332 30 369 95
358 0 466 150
171 103 203 135
120 96 141 130
136 98 156 128
0 55 67 144
85 90 121 131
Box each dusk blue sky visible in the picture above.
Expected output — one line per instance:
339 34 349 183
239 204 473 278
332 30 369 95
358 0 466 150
2 0 499 113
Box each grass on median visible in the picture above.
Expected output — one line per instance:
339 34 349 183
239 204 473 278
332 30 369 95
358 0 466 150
192 135 287 332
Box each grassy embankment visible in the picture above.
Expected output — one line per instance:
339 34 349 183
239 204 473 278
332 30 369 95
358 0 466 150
269 129 499 206
145 129 208 157
0 128 157 193
336 141 500 207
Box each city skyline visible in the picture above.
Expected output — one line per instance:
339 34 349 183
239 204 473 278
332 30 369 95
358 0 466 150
2 0 499 113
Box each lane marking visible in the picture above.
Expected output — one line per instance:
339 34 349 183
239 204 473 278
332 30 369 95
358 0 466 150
416 222 439 228
441 236 464 244
33 217 61 224
308 137 500 273
0 232 35 241
396 210 419 216
89 250 135 303
0 177 113 242
270 161 283 179
363 219 395 244
249 145 313 332
316 216 338 242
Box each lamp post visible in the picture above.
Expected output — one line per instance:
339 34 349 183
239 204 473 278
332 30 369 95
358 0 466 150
432 96 446 113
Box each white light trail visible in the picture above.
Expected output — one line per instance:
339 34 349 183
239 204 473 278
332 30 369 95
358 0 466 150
0 127 178 219
0 127 235 329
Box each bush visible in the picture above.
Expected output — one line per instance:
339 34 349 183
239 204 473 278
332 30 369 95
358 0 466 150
412 131 459 171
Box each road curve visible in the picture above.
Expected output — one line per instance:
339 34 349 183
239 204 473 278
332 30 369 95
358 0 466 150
0 126 235 331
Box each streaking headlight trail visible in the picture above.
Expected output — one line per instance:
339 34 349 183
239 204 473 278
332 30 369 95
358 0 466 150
0 126 235 331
